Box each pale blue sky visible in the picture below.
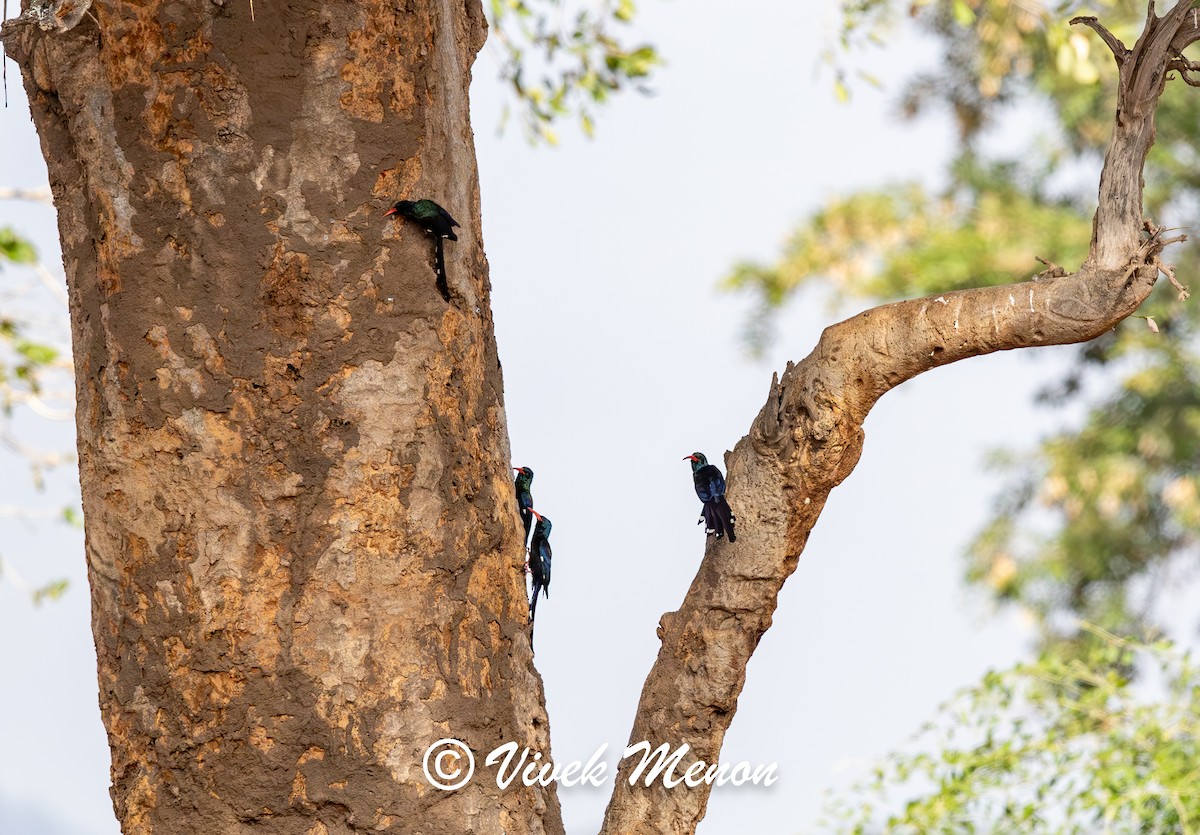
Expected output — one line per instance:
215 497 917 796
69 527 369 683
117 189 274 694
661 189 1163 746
1 2 1088 832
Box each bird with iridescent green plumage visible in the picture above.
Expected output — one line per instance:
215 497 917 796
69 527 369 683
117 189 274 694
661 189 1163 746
384 198 460 302
527 509 552 643
513 466 535 548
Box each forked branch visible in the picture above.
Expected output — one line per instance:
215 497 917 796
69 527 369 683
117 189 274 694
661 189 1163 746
600 4 1196 834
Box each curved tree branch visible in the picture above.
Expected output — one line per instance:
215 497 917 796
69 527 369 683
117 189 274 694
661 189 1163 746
1069 16 1130 66
600 3 1198 833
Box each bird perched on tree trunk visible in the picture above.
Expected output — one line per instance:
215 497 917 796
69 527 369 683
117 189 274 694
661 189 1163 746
684 452 736 542
513 466 534 548
527 509 552 641
384 199 460 302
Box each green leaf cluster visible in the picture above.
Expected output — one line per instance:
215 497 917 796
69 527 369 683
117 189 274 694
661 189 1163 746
0 229 63 403
0 227 37 264
817 630 1200 833
487 0 661 143
969 317 1200 651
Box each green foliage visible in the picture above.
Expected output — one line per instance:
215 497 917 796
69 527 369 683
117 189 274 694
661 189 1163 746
0 231 63 404
827 0 899 101
0 223 73 603
829 1 1114 139
0 227 37 264
817 629 1200 833
487 0 661 143
969 317 1200 653
32 578 69 605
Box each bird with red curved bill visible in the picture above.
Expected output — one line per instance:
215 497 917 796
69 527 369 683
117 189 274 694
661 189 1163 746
527 509 552 643
384 198 460 302
684 452 736 542
513 466 535 548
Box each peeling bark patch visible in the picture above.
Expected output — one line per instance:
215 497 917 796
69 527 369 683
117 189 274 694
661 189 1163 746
373 155 423 202
93 0 170 87
261 244 320 345
340 0 425 122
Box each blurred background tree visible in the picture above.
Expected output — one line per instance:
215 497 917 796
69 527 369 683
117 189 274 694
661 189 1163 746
724 3 1200 825
486 0 660 143
817 628 1200 833
727 0 1200 662
0 189 76 604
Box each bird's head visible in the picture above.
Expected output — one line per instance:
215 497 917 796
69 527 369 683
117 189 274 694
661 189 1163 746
513 466 534 479
684 452 707 471
384 200 414 218
529 509 552 534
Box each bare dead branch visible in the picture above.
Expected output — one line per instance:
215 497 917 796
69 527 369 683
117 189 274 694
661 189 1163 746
1176 66 1200 84
1158 259 1191 299
1168 47 1200 69
1126 1 1159 80
1070 16 1130 64
1167 46 1200 82
1035 255 1066 280
1083 2 1200 270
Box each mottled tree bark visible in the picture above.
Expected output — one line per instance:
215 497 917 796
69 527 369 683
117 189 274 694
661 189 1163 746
600 3 1198 833
2 1 562 833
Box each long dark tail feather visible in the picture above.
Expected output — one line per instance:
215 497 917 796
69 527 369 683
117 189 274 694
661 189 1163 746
529 588 538 645
704 498 737 542
716 496 736 542
434 237 451 302
521 509 532 546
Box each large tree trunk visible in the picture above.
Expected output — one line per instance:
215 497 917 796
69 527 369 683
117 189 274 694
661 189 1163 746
2 2 563 833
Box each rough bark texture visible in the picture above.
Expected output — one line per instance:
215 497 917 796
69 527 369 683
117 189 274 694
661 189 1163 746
2 1 563 833
599 3 1198 833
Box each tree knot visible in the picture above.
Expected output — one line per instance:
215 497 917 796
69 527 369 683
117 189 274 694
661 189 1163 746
1120 220 1190 298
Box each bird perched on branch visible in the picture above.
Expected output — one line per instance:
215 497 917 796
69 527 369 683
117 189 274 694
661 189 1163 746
684 452 736 542
513 466 534 547
384 198 460 302
527 510 552 641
